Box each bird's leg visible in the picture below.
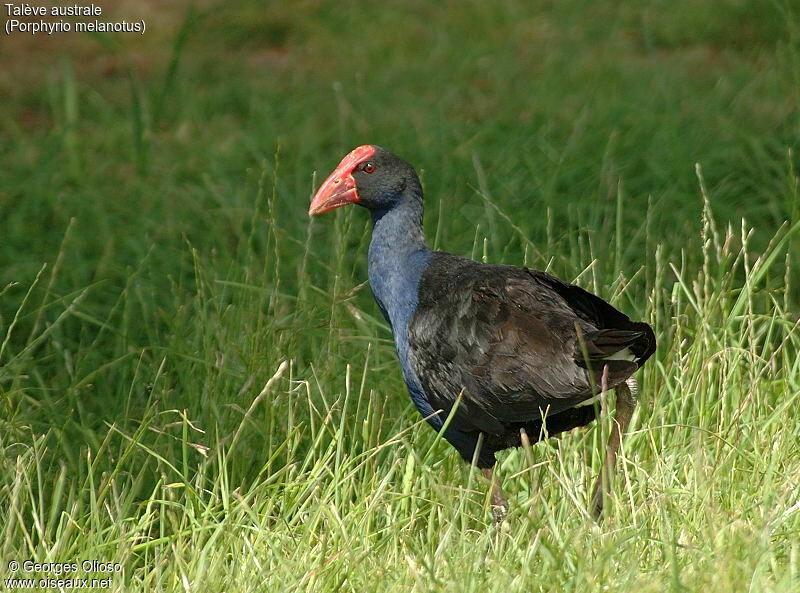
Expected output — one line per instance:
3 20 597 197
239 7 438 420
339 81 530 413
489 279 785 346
590 376 637 520
481 466 509 523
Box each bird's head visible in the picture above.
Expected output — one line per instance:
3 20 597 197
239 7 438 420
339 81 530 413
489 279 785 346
308 145 421 216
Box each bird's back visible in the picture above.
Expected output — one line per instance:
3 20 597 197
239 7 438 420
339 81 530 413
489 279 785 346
407 253 655 437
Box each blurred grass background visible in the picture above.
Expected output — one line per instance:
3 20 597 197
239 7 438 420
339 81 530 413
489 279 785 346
1 1 799 591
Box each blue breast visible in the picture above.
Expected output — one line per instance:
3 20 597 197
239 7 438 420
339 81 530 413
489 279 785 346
365 199 485 463
368 244 438 420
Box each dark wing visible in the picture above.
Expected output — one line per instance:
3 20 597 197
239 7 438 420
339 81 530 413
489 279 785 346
532 270 656 365
407 253 655 436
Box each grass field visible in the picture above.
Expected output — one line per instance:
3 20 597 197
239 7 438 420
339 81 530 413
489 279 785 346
1 1 799 591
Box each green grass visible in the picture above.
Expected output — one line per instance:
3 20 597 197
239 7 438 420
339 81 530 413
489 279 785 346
1 1 799 591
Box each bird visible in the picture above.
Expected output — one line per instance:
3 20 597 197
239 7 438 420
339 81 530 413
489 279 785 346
308 145 655 521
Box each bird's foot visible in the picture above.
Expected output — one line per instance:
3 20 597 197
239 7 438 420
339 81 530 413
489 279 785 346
490 499 509 524
482 467 509 524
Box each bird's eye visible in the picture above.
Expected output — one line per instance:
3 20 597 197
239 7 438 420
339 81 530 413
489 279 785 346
363 162 376 174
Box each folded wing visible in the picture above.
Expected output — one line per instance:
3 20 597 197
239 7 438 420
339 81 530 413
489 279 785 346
407 253 655 436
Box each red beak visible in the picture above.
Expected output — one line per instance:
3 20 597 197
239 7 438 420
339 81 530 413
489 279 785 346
308 145 376 215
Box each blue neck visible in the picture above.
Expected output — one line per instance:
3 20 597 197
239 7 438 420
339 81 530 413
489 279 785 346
365 192 480 453
367 194 436 421
367 195 430 335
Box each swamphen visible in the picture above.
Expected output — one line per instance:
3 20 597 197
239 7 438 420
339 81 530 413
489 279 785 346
309 145 655 521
